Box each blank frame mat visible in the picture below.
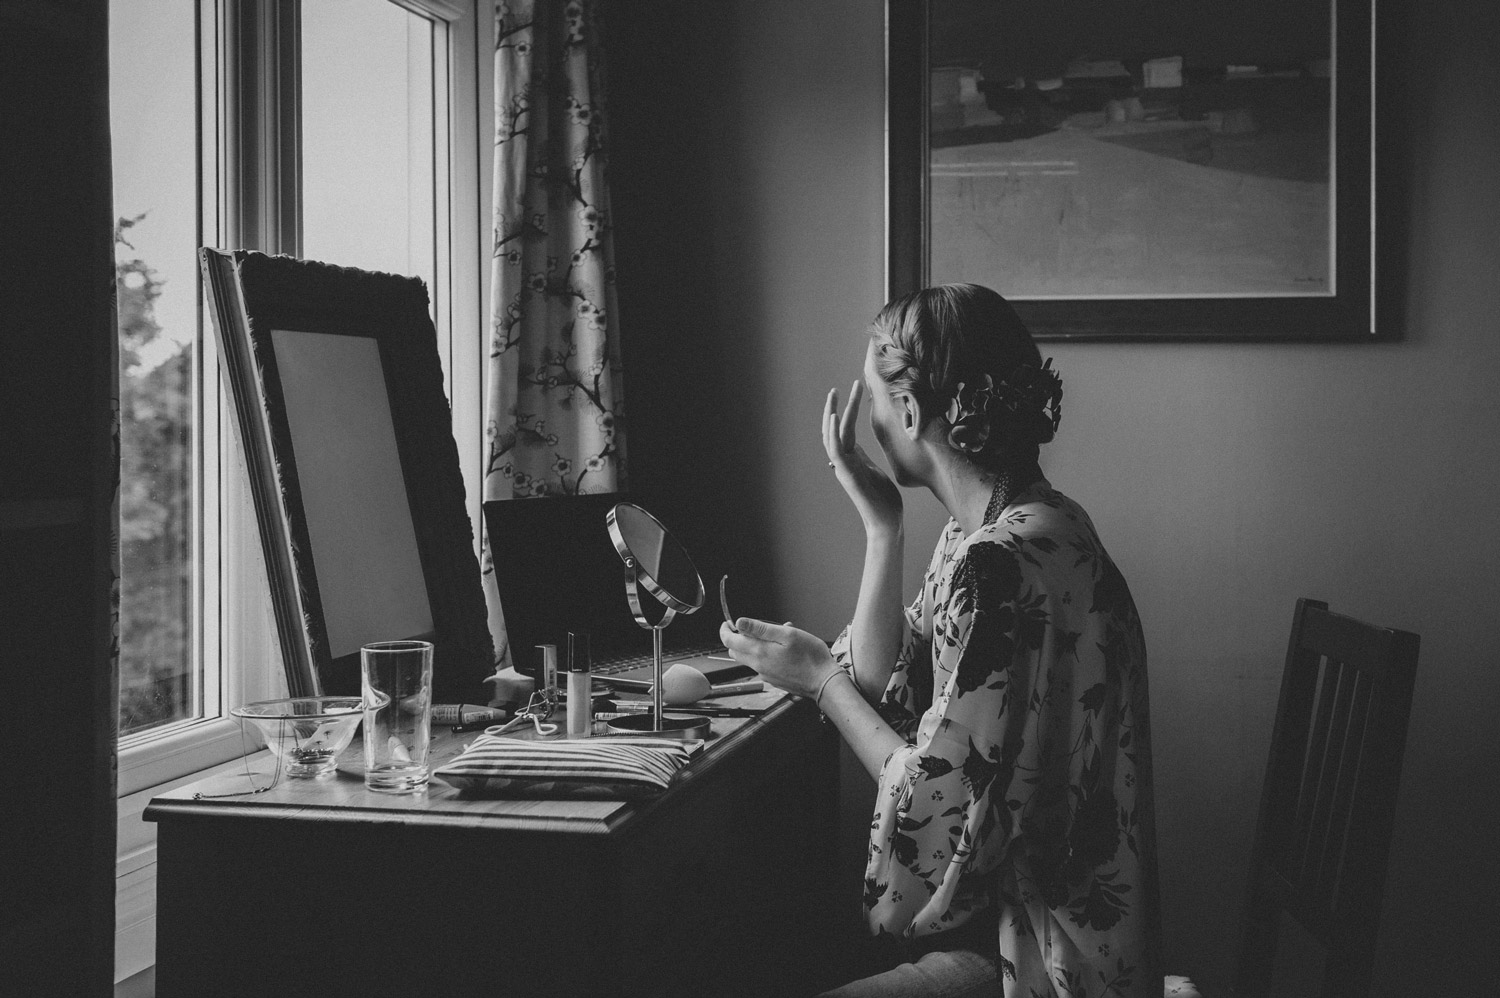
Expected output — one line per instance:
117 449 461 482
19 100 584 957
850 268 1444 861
272 328 433 657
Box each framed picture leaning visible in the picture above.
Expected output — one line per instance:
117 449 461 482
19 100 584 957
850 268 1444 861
201 250 493 701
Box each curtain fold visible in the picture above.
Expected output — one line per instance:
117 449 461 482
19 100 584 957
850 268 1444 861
0 2 119 990
481 0 627 670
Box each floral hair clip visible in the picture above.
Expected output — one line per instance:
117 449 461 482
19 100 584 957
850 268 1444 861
944 358 1064 454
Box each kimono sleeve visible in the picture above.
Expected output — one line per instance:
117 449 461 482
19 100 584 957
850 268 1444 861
830 587 930 739
862 539 1045 939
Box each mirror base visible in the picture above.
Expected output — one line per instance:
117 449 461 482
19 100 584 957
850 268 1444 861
604 713 711 741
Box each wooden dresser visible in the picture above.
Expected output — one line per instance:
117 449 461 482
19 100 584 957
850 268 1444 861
146 692 840 997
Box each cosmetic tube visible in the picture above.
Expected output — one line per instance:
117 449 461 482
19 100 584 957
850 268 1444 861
430 703 509 727
536 643 558 699
567 631 592 737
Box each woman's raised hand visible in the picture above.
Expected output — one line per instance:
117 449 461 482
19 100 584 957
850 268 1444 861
824 381 902 536
719 619 839 701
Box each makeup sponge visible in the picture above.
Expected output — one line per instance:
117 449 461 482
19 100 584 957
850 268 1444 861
658 662 712 705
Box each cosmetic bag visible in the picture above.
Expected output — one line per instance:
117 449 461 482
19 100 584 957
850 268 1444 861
433 733 701 799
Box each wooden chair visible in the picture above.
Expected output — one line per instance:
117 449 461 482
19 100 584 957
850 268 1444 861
1227 598 1421 998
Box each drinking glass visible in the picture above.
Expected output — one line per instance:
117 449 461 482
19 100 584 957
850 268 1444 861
361 640 433 793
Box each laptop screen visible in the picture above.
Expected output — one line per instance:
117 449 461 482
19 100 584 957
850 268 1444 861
484 493 642 676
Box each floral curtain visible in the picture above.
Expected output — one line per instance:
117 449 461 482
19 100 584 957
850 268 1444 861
481 0 626 669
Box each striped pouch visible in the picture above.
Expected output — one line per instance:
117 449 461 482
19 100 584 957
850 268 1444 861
433 734 700 799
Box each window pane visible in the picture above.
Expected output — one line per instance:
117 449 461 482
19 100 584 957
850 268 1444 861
110 0 200 736
302 0 437 299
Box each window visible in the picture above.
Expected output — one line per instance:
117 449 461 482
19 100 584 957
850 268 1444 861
302 0 441 300
112 0 202 742
111 0 489 982
112 0 485 791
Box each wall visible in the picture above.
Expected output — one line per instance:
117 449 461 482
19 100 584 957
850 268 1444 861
611 1 1500 992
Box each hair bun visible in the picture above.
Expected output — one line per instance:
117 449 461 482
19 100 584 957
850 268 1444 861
1029 410 1057 445
942 359 1062 454
946 415 991 453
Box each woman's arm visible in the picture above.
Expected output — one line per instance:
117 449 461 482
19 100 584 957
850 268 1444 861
846 526 906 702
815 670 905 780
719 620 904 781
823 382 909 699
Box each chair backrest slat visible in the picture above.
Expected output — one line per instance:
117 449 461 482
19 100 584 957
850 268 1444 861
1263 643 1323 876
1285 653 1341 882
1303 658 1356 899
1232 598 1419 998
1318 666 1373 907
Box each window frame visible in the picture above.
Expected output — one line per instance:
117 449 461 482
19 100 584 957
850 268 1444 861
114 0 490 982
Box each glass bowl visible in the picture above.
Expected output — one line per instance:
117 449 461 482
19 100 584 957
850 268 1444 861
230 695 381 778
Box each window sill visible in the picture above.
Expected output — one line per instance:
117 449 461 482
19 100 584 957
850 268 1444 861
118 717 268 798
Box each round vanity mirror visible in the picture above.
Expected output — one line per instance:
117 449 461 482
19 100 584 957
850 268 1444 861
605 503 709 739
606 504 705 615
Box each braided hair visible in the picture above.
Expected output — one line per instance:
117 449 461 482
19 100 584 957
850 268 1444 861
868 284 1062 466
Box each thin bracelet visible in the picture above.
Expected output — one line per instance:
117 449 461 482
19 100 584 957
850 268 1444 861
814 669 850 710
841 645 866 702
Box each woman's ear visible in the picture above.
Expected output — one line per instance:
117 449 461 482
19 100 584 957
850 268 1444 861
897 393 924 440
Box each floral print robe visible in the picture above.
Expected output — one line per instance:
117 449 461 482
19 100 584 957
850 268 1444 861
831 482 1161 998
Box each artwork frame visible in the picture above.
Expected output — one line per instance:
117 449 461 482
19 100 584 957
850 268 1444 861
201 250 492 701
889 0 1384 341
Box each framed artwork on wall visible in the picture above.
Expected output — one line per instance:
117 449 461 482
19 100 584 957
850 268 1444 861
889 0 1383 341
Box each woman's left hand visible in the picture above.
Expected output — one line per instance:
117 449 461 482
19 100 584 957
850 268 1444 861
719 619 840 700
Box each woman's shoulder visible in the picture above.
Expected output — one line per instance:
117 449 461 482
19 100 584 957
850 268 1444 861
966 481 1093 550
946 483 1101 591
938 486 1136 648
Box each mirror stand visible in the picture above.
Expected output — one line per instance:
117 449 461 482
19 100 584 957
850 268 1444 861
625 558 673 731
608 558 709 739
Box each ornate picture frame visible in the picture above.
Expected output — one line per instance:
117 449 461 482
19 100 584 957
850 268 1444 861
201 250 492 701
889 0 1385 341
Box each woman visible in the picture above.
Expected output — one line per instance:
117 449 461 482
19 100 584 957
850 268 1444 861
720 284 1161 998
